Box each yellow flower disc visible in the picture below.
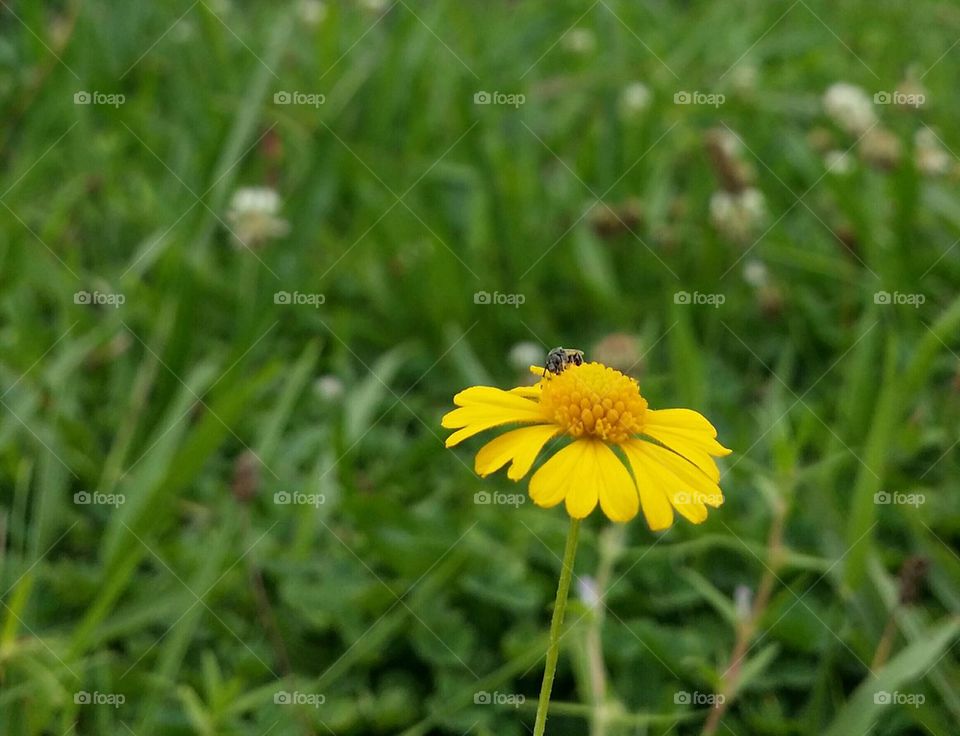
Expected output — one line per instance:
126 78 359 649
539 362 647 443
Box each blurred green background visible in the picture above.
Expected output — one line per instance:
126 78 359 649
2 1 960 734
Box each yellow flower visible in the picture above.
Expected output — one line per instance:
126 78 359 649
442 362 731 529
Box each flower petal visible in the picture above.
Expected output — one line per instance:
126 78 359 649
643 427 722 482
645 408 719 433
645 409 732 456
474 425 559 480
510 384 543 399
529 441 584 509
620 442 674 531
442 387 548 447
594 445 640 522
624 439 723 526
528 440 595 516
528 439 637 522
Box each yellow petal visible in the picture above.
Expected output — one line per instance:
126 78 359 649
645 409 732 456
528 439 637 522
474 425 559 479
647 441 723 506
529 441 584 509
621 442 674 531
565 441 637 520
594 445 640 522
442 387 547 447
643 427 721 482
645 408 720 433
624 440 723 525
529 440 594 514
510 384 543 399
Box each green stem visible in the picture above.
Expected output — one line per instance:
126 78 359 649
533 517 581 736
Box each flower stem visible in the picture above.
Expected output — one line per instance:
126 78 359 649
533 517 581 736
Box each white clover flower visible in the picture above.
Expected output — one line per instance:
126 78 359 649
299 0 327 25
620 82 652 116
562 28 596 54
577 575 601 609
742 259 769 288
508 341 543 372
729 64 759 95
710 188 766 244
226 186 290 249
914 127 951 176
314 375 345 401
712 127 743 159
823 82 876 136
824 149 854 175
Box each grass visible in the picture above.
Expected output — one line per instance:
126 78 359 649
2 0 960 734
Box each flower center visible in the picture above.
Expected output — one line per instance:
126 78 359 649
540 362 647 443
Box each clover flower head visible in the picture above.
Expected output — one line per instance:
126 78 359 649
823 82 876 136
226 186 290 249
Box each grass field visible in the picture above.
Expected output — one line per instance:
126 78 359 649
2 1 960 734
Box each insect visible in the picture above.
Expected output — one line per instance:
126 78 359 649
543 347 585 376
